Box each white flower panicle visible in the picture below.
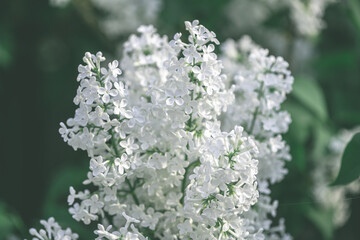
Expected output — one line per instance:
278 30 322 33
92 0 161 37
221 37 293 138
29 217 78 240
33 20 294 240
220 36 294 239
227 0 335 37
289 0 336 37
50 0 161 37
51 0 334 37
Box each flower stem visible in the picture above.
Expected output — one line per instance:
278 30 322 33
248 81 264 135
180 157 200 205
125 178 140 205
109 129 140 205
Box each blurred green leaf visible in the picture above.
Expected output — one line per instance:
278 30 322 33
335 109 360 126
0 211 14 237
290 143 307 171
306 207 334 240
284 101 314 171
347 0 360 35
43 164 94 238
44 166 86 202
0 30 14 68
284 101 313 143
315 50 357 72
331 132 360 186
0 202 25 238
292 77 328 122
312 122 332 159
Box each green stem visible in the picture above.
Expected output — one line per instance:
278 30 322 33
248 106 259 135
110 129 120 159
125 178 140 205
180 158 200 205
248 81 264 135
109 129 140 205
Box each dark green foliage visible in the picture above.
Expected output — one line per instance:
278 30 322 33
332 132 360 185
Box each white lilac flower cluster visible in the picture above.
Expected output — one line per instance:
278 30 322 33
50 0 161 37
220 36 293 239
226 0 335 37
28 217 78 240
30 21 294 239
312 127 360 227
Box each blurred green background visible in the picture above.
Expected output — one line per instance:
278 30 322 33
0 0 359 239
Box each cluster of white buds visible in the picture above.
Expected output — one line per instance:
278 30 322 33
30 20 294 239
220 36 293 239
226 0 335 37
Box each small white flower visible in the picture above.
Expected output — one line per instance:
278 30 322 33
165 89 185 106
77 64 92 81
95 224 121 240
114 81 128 97
90 156 108 176
120 137 139 155
114 99 133 119
114 153 130 174
83 194 104 214
68 186 77 205
98 81 118 103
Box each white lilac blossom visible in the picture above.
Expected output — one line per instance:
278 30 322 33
226 0 335 37
91 0 161 38
29 217 78 240
289 0 336 37
312 127 360 227
50 0 161 37
53 20 262 239
220 36 293 239
31 20 294 239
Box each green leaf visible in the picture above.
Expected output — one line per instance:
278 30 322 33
292 77 327 122
290 143 306 172
315 50 357 72
306 207 334 240
0 202 25 238
347 0 360 36
43 164 94 238
312 122 332 159
0 210 14 236
283 101 314 171
284 101 313 143
44 166 86 203
331 132 360 185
